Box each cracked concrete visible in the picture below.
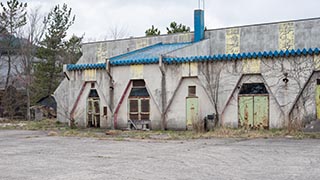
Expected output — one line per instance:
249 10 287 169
0 130 320 180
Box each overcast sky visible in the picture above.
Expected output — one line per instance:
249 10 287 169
25 0 320 42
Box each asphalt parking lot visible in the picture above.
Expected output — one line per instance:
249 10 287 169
0 130 319 180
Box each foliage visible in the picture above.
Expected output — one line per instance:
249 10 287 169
145 25 160 36
63 34 83 64
0 0 27 35
166 21 190 34
32 3 75 103
0 0 27 120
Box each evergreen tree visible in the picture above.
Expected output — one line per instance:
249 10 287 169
166 21 190 34
64 34 83 64
32 3 75 103
145 25 160 36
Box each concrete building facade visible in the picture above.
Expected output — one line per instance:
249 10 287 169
55 9 320 130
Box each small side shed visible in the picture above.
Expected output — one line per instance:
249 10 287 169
31 95 57 121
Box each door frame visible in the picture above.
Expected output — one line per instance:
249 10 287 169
238 94 269 129
186 96 199 129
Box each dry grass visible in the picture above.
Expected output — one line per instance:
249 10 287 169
1 119 320 140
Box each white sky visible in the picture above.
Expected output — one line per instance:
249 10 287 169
24 0 320 42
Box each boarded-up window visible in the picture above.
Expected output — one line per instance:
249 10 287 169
188 86 196 97
141 99 149 112
128 80 150 121
130 100 139 112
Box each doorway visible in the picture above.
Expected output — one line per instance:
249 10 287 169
87 89 100 128
238 83 269 129
186 86 199 130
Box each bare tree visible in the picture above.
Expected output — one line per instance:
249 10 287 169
17 7 46 120
199 61 227 125
0 0 27 90
106 24 129 40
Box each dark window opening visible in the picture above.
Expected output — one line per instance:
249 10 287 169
89 89 99 97
130 80 149 97
129 88 149 97
317 79 320 85
188 86 196 97
91 83 95 89
103 106 108 116
239 83 268 95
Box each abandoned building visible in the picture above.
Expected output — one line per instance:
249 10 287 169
55 9 320 130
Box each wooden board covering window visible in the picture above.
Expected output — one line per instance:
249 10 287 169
188 86 196 97
129 98 150 120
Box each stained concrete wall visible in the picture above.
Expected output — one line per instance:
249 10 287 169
79 33 193 64
54 69 112 128
165 77 215 130
55 17 320 129
166 39 211 57
290 71 320 125
111 64 162 129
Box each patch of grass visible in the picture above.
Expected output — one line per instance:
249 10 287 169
2 119 320 140
24 119 68 130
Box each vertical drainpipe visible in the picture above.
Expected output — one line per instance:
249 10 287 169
106 59 114 129
159 55 167 130
194 9 205 42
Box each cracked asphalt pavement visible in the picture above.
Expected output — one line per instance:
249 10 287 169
0 130 320 180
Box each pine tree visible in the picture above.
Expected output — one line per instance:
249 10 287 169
166 21 190 34
145 25 160 36
32 3 75 103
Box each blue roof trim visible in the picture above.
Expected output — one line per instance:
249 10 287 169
163 48 320 64
110 57 159 66
67 63 106 71
66 47 320 70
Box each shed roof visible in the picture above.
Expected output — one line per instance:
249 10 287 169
109 42 191 65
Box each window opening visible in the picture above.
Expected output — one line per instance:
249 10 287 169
128 80 150 121
188 86 196 97
239 83 268 95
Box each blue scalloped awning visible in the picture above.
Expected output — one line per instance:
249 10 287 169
162 47 320 64
67 63 106 71
66 47 320 70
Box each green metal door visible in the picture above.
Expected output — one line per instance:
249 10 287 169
186 97 199 127
253 96 269 129
316 85 320 119
239 96 254 128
